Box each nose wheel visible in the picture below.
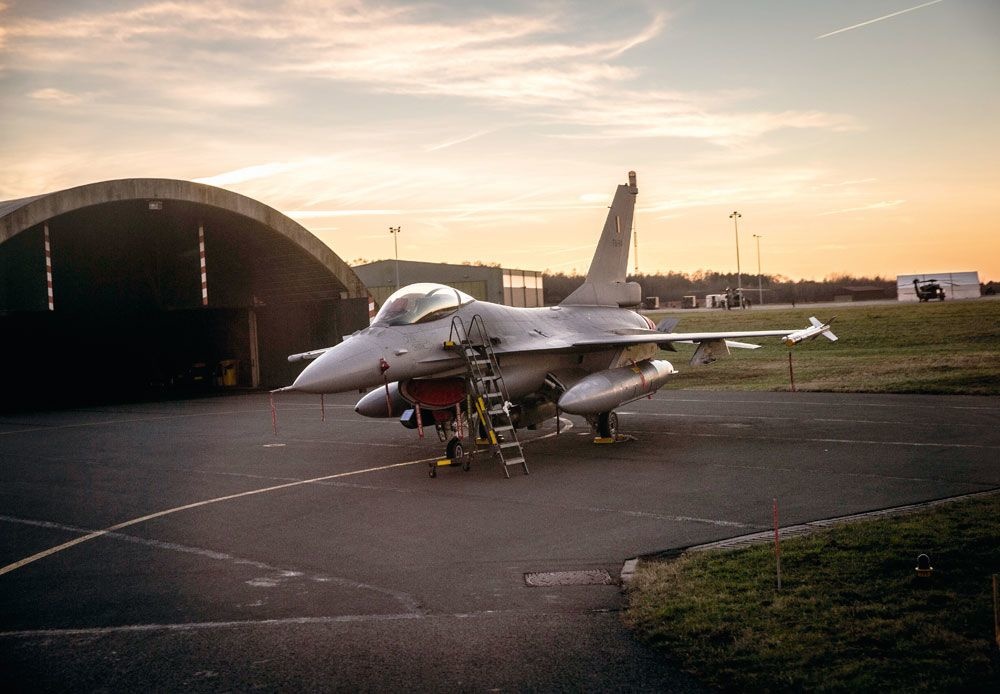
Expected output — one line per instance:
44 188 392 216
429 436 471 477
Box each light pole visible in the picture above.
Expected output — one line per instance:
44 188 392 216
753 233 763 306
729 211 742 308
389 226 401 291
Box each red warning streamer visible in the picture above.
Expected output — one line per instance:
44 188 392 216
44 224 54 311
199 224 208 306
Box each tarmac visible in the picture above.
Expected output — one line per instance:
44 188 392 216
2 389 998 691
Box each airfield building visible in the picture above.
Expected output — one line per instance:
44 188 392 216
896 272 981 302
354 260 545 308
0 178 370 407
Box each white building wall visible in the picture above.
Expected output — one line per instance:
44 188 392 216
896 272 980 302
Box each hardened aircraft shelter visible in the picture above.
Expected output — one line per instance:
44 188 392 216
0 179 369 407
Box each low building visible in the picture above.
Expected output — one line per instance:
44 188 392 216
896 272 981 302
833 286 889 302
354 260 545 308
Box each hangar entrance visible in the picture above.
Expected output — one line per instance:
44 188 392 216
0 180 369 410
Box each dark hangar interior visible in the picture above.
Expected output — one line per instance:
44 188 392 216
0 179 369 409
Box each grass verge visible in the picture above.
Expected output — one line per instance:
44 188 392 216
625 494 1000 693
648 298 1000 395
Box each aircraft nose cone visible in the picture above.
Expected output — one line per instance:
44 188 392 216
291 335 385 394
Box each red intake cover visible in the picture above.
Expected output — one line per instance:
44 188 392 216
400 377 467 410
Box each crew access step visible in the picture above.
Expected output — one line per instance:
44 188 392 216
448 314 528 477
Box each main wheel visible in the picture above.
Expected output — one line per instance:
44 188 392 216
597 411 618 438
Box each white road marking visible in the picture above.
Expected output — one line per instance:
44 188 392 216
0 609 621 639
0 417 575 577
620 410 992 428
0 514 423 613
624 427 998 450
0 457 436 577
655 396 1000 412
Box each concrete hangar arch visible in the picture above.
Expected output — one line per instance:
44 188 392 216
0 178 368 408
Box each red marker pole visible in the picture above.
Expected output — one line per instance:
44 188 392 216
773 497 782 591
788 352 796 392
320 394 325 422
269 393 278 437
415 403 424 439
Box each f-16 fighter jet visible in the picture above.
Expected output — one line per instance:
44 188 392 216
280 172 836 476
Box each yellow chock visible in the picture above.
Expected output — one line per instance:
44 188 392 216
592 433 636 445
436 459 452 467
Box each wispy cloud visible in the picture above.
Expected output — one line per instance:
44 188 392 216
816 0 946 39
819 200 905 216
424 129 496 152
194 162 308 186
28 87 84 105
1 1 852 147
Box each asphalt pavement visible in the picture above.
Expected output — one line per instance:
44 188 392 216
2 389 998 691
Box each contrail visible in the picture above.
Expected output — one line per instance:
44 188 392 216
816 0 945 39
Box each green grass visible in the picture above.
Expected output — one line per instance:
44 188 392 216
648 298 1000 394
625 494 1000 693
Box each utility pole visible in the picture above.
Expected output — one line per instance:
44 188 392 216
730 211 742 308
389 226 401 291
753 233 764 306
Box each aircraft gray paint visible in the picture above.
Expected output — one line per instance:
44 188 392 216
280 172 836 457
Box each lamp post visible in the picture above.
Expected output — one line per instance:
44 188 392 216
753 233 763 306
729 211 742 308
389 226 401 291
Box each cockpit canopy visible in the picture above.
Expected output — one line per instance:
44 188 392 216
372 283 475 327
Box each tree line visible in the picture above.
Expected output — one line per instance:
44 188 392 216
542 270 898 305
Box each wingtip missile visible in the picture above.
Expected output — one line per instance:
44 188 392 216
784 316 837 347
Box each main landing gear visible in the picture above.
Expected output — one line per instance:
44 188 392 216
590 410 633 444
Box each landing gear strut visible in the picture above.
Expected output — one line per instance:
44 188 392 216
597 411 618 439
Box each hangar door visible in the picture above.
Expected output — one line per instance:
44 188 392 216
0 194 367 409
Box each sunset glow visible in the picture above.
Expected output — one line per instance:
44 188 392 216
1 0 997 280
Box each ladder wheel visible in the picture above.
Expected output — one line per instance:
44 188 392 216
429 464 437 478
462 458 471 472
597 411 618 438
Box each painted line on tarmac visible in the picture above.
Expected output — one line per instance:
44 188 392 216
657 396 1000 413
0 457 436 577
0 418 574 577
623 426 998 450
621 410 992 429
0 608 619 639
0 514 422 613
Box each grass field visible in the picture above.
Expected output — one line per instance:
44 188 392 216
628 297 1000 691
648 297 1000 395
625 494 1000 693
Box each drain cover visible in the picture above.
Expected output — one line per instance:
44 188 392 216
524 570 616 587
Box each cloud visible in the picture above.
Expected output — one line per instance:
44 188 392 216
1 2 853 146
819 200 905 216
28 87 84 105
193 161 308 186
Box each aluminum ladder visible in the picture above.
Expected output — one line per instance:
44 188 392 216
448 314 528 477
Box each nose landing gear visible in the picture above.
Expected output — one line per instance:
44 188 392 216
429 435 471 477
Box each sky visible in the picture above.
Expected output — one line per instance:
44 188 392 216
1 0 998 281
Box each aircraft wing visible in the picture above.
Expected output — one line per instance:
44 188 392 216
569 328 794 348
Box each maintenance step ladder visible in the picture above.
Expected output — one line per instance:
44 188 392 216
448 314 528 477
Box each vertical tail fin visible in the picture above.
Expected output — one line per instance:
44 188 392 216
561 171 641 306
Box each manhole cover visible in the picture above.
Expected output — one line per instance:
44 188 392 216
524 570 616 587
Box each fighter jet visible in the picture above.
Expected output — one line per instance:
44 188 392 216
280 172 836 474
